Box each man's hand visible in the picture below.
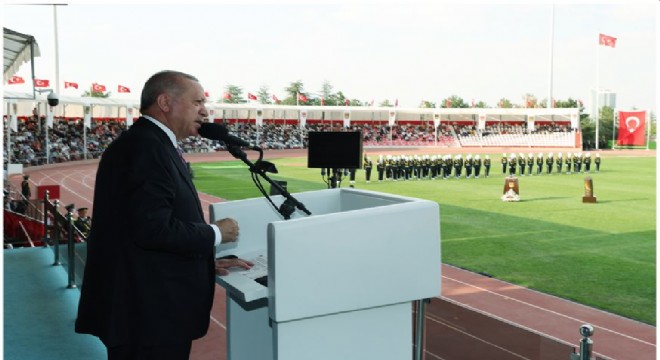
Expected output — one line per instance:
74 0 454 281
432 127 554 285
215 217 239 243
215 258 253 276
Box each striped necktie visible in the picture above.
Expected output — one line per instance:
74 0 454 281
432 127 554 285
176 146 187 165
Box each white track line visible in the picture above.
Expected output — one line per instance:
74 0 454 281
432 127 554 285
442 275 655 348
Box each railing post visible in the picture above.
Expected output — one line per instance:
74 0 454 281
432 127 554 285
66 208 77 289
42 190 50 247
570 324 594 360
52 200 61 265
413 298 430 360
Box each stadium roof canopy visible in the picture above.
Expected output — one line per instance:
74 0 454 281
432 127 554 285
3 27 41 82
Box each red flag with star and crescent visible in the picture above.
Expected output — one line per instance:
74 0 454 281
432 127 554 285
599 33 617 48
34 79 50 87
64 81 78 89
118 85 131 93
92 83 106 92
8 76 25 84
617 110 646 146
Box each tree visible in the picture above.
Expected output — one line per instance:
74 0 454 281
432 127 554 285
419 100 436 108
497 98 513 108
442 95 467 108
223 84 244 104
82 90 110 98
522 93 538 108
319 80 334 102
379 99 394 107
283 81 305 105
257 86 271 104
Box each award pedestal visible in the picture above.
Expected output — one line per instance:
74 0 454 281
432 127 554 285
582 176 597 203
501 176 520 202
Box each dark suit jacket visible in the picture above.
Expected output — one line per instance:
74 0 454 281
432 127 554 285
75 118 216 346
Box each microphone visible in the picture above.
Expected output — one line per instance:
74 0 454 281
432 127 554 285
198 123 257 149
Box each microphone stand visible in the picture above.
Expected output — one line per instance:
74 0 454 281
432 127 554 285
227 145 311 220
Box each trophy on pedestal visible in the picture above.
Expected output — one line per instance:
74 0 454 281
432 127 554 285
501 176 520 202
582 177 597 203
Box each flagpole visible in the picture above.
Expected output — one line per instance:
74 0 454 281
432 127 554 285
646 110 650 150
612 108 617 149
595 36 600 150
547 4 555 109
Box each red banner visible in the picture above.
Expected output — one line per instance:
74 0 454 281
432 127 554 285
617 110 646 146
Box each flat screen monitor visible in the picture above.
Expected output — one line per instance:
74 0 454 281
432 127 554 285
307 131 363 169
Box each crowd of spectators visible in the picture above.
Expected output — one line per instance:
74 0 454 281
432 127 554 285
4 115 128 167
4 116 576 168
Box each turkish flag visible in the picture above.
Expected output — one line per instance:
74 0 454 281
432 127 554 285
395 98 398 107
92 83 106 92
223 92 232 100
118 85 131 93
204 91 209 98
298 93 308 103
272 94 280 103
617 110 646 146
247 93 257 100
64 81 78 89
446 99 451 108
34 79 50 87
321 97 325 106
599 33 617 48
8 76 25 84
345 99 349 106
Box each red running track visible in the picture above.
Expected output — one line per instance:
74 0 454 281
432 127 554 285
9 149 655 360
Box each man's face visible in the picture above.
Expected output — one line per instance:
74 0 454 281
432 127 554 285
167 79 208 140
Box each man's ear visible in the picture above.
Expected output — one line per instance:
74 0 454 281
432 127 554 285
156 93 171 112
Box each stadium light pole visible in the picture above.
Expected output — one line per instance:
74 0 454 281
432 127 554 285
547 4 555 109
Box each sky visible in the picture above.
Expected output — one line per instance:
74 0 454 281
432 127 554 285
1 1 658 114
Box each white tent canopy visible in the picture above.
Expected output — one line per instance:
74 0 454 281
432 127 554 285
3 27 41 82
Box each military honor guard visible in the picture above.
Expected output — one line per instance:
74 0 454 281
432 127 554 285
546 152 554 175
536 152 544 175
584 152 591 173
385 155 393 180
484 155 491 178
573 152 582 174
518 153 526 176
595 153 601 173
474 155 482 178
364 155 373 183
454 155 464 179
508 153 517 176
74 207 92 238
556 152 563 174
501 153 508 174
465 154 474 178
527 153 534 175
376 155 385 181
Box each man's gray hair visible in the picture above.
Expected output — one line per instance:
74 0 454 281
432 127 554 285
140 70 199 112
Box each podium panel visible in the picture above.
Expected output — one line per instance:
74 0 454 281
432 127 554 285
211 188 441 360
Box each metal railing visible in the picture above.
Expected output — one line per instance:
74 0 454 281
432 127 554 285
42 190 86 288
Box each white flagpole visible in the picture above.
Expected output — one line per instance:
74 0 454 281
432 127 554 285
547 4 555 109
646 110 650 150
595 36 600 150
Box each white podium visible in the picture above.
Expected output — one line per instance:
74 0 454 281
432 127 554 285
210 188 441 360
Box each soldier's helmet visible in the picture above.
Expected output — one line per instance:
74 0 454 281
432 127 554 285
528 153 533 158
485 155 490 159
558 152 563 157
586 152 591 157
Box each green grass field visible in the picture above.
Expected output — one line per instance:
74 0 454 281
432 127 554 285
193 154 656 325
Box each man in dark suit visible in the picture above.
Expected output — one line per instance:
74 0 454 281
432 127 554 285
75 70 252 360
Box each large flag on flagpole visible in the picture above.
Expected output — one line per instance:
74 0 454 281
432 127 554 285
599 33 617 48
617 110 646 146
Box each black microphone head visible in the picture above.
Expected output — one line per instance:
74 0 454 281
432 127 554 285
198 122 229 141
